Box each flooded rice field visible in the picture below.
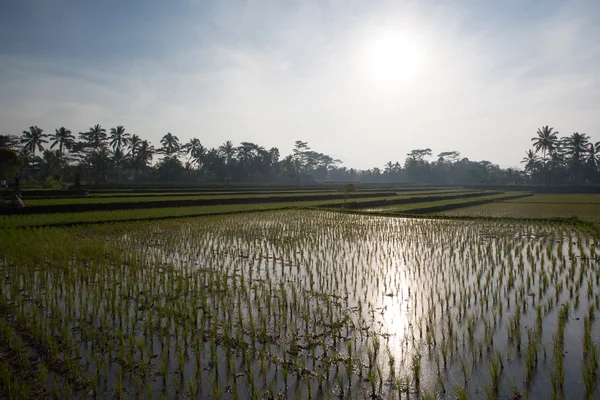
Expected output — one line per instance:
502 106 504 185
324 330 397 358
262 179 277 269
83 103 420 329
1 210 599 399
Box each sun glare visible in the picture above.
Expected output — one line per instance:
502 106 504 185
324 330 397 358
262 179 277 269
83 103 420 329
365 29 421 88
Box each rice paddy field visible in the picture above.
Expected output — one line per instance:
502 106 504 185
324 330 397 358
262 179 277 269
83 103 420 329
439 194 600 224
2 187 600 399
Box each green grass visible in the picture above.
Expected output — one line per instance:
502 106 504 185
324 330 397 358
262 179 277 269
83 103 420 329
24 188 465 204
24 191 360 206
362 192 527 213
0 195 408 227
1 190 497 228
503 194 600 204
438 201 600 222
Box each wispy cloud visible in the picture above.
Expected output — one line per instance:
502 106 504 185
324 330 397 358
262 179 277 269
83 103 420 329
0 0 598 168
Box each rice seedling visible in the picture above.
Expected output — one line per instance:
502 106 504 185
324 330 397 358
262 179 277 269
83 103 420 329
0 209 596 398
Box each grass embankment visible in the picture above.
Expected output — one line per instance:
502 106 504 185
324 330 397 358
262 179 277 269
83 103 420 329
438 193 600 219
1 190 477 228
440 201 600 222
354 192 529 213
2 191 400 215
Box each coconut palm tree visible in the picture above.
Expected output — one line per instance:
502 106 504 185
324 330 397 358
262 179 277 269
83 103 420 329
563 132 590 186
586 142 600 169
531 126 558 184
20 126 48 156
109 126 131 152
127 134 142 160
50 127 75 154
521 149 541 177
218 140 236 164
185 138 206 168
109 126 131 181
79 124 107 149
133 140 155 181
159 133 181 157
584 142 600 182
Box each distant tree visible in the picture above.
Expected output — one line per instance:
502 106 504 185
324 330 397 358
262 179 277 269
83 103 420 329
157 156 184 182
20 126 47 156
109 126 131 152
79 124 107 149
437 151 460 163
132 140 154 181
159 133 181 157
521 149 541 177
0 134 20 150
185 138 206 169
87 147 113 184
531 126 559 184
218 140 236 164
109 126 131 181
0 147 23 181
39 149 65 179
563 132 590 187
50 127 75 154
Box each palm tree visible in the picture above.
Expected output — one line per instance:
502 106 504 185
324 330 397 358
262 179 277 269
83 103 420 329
563 132 590 187
185 138 206 168
584 142 600 182
109 126 131 182
39 149 65 179
384 161 395 174
87 147 113 184
159 133 181 157
133 140 155 181
586 142 600 169
50 127 75 154
531 126 558 184
218 141 236 164
109 126 131 152
127 134 142 162
20 126 48 156
218 140 236 180
0 134 20 149
79 124 107 149
521 149 541 177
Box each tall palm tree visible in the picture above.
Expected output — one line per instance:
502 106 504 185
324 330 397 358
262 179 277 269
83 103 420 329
109 126 131 152
586 142 600 169
521 149 541 177
531 126 559 184
133 140 155 181
49 127 75 154
127 134 142 165
563 132 590 186
79 124 107 149
21 126 48 156
218 140 236 164
185 138 206 168
109 126 131 182
129 134 141 154
159 133 181 157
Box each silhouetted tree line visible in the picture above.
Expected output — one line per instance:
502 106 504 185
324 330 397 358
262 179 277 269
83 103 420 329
522 126 600 186
0 124 596 185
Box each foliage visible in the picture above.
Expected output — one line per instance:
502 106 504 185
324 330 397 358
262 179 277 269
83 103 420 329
0 148 23 180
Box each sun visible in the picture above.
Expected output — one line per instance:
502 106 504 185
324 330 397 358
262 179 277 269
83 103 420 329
365 29 421 88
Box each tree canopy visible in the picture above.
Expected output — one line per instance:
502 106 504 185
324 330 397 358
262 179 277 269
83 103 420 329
1 123 598 186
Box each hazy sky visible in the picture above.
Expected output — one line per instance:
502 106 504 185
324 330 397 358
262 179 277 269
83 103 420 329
1 0 598 169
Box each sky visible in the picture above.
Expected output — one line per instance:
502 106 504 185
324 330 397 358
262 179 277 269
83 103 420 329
1 0 599 169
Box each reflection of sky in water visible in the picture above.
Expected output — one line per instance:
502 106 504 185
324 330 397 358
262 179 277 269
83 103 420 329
132 211 600 398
